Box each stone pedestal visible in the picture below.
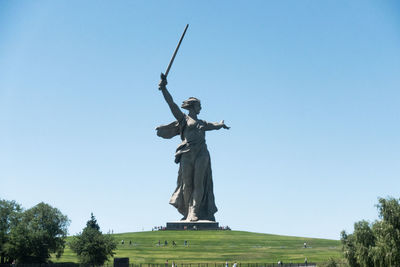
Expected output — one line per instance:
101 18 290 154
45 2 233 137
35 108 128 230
166 220 219 230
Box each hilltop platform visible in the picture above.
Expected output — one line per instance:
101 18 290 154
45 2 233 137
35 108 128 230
166 220 219 230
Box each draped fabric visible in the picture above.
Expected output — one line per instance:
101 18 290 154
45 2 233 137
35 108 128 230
156 115 218 221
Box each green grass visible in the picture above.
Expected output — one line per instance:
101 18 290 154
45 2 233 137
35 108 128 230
54 230 342 264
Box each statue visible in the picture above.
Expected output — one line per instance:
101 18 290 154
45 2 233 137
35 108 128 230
156 74 230 221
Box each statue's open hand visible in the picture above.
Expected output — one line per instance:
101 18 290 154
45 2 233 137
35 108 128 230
158 73 167 90
220 120 230 129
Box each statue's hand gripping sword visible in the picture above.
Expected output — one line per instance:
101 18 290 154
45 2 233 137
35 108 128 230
160 24 189 85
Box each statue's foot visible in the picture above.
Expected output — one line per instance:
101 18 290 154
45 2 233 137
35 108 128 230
186 206 199 221
187 214 198 221
180 216 187 221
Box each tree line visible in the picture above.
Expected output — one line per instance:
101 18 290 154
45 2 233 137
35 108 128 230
0 199 116 265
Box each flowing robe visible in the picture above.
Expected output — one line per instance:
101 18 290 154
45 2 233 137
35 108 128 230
156 115 218 221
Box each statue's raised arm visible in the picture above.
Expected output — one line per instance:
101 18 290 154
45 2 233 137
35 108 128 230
158 73 184 122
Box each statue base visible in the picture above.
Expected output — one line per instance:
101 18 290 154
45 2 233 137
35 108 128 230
166 220 219 230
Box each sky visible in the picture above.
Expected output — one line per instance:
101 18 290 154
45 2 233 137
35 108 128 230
0 0 399 240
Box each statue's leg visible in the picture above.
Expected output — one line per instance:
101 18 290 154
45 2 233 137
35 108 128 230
180 156 194 220
188 153 210 221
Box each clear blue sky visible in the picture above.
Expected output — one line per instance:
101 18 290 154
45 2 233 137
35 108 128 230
1 0 399 240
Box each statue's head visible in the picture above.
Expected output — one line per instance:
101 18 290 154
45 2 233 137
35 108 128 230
181 97 201 114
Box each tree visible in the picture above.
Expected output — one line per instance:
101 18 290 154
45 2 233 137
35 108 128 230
352 220 375 267
341 230 360 267
5 202 69 263
370 198 400 266
341 197 400 267
70 213 117 266
321 257 339 267
85 213 100 231
0 199 22 264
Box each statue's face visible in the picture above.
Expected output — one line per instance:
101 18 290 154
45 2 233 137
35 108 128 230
193 102 201 114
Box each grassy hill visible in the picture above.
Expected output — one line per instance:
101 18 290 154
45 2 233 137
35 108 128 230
54 230 342 264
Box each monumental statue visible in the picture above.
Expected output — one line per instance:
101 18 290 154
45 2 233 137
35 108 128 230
155 25 229 222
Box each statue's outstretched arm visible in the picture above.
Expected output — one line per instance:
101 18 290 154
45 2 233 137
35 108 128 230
204 120 230 131
158 74 184 122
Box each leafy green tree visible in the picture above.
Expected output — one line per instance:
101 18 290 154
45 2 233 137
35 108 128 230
370 198 400 266
341 230 359 267
341 197 400 267
0 199 22 263
5 202 69 263
353 221 375 267
85 213 100 231
321 257 339 267
70 213 117 266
